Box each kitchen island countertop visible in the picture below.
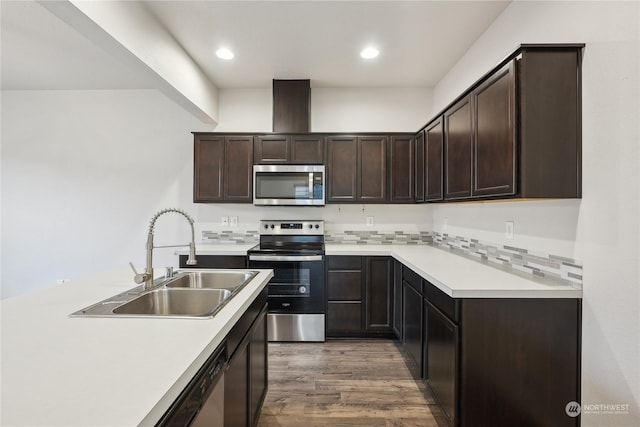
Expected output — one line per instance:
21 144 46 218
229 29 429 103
1 267 273 427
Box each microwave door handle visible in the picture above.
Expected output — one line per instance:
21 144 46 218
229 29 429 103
308 173 313 199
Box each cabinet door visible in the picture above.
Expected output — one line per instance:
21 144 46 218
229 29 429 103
444 96 473 200
403 281 423 377
224 136 254 202
249 306 268 427
426 301 458 426
365 257 393 332
326 136 357 201
358 136 387 202
225 335 249 427
194 135 225 202
291 135 324 164
425 118 444 201
414 131 425 202
389 135 415 203
473 61 516 197
393 260 403 340
254 135 289 163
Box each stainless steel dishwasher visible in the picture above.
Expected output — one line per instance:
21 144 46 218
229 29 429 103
157 345 226 427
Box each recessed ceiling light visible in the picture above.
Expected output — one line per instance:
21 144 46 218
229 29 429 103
360 47 379 59
216 48 234 60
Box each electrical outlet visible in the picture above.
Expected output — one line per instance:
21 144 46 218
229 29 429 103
230 216 238 227
366 216 374 226
221 216 229 226
506 221 514 239
443 218 448 232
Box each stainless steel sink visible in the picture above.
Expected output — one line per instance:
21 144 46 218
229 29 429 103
165 270 256 290
113 288 231 317
70 269 258 319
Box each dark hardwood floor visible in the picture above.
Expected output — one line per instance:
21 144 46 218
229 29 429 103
257 340 445 426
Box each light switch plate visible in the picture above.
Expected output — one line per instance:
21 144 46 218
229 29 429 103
230 216 238 227
221 216 229 226
366 216 374 226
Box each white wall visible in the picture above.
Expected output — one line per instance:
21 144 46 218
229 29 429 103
430 2 639 425
214 86 432 132
0 89 212 298
1 85 432 298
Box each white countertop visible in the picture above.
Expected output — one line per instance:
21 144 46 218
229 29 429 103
326 244 582 298
189 243 581 298
0 267 273 427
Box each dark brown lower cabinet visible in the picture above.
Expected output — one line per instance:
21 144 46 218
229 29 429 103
225 289 268 427
392 259 403 340
249 306 268 426
397 264 580 427
402 279 423 377
459 298 581 427
425 300 459 426
225 334 249 427
326 256 394 338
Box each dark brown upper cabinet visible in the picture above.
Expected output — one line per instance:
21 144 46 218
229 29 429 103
441 45 582 202
444 96 473 200
444 63 516 201
193 134 253 203
415 130 425 202
416 119 444 203
389 135 415 203
425 117 444 201
472 61 516 197
359 136 388 202
254 134 324 164
326 135 387 203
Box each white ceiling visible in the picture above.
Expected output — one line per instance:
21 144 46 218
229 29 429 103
1 0 510 91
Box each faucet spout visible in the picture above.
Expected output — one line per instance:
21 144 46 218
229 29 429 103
142 208 198 289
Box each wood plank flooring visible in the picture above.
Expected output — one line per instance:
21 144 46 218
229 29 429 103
257 340 446 427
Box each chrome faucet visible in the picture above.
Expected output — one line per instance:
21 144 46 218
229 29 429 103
131 208 197 289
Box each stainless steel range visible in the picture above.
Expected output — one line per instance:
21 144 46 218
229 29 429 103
248 220 325 342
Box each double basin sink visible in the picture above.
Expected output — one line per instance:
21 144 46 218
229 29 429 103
71 269 258 319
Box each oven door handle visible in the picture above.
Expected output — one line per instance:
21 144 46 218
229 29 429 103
249 254 324 262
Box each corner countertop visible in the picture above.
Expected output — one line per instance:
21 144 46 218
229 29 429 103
0 267 273 427
325 244 582 299
187 243 581 299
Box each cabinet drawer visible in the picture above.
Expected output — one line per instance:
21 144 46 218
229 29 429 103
402 265 423 294
327 302 362 331
327 256 362 270
327 271 362 300
424 280 459 323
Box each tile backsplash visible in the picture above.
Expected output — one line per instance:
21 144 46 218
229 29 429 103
200 228 582 288
430 232 583 288
325 230 432 244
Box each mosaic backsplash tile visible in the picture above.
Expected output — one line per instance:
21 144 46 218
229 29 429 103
200 228 582 288
325 230 433 245
202 230 259 244
431 232 583 288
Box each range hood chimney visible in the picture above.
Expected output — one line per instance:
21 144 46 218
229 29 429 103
272 79 310 132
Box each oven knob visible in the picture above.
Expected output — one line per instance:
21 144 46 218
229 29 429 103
315 224 320 229
299 286 307 294
308 224 313 229
264 224 269 229
270 224 275 229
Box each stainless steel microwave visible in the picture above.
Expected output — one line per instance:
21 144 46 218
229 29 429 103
253 165 325 206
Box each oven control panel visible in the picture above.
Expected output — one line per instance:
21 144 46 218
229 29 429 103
259 220 324 235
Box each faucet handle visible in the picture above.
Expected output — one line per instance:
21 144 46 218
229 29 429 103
129 262 150 284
